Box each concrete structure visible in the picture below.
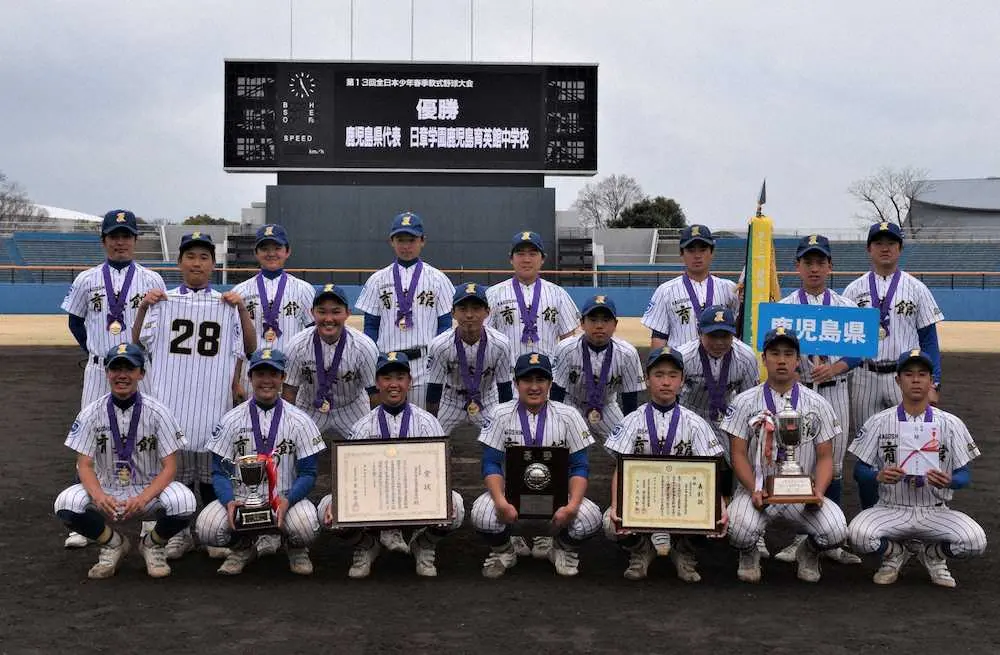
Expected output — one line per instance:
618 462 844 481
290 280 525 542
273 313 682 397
907 178 1000 238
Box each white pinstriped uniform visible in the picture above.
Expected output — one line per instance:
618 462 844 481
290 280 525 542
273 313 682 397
61 263 166 408
675 338 759 460
426 326 513 434
847 406 986 558
138 288 245 485
284 325 378 438
551 335 645 439
231 272 316 352
641 275 740 348
54 393 196 519
842 271 944 430
196 399 326 548
485 277 580 364
720 383 849 551
316 404 465 531
472 400 601 540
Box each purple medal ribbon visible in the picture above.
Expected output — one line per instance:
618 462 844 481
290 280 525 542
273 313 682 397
102 262 136 331
896 404 934 488
517 402 547 447
106 394 143 475
763 382 799 413
681 274 714 320
392 260 424 329
456 329 488 404
313 330 349 410
645 402 682 455
868 271 901 337
377 405 412 439
512 278 542 344
256 271 288 339
697 345 732 422
798 288 831 306
581 341 614 416
249 399 284 454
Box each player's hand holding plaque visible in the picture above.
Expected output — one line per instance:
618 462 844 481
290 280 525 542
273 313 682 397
232 454 279 532
503 446 569 519
616 455 722 534
765 400 820 504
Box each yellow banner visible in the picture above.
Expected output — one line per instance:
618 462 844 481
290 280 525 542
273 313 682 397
745 215 781 380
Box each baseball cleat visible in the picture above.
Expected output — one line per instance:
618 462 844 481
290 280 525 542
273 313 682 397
916 547 956 588
139 535 171 578
139 521 156 539
737 549 762 584
873 542 911 585
256 533 282 557
823 547 862 565
286 548 314 576
548 541 580 577
623 538 655 581
379 529 410 554
205 546 231 559
64 531 88 549
349 540 381 579
651 532 672 557
532 536 554 559
795 539 822 583
217 547 256 576
756 535 771 559
482 545 517 579
669 547 701 583
510 536 532 557
775 535 806 563
165 528 195 560
409 528 438 577
88 533 130 580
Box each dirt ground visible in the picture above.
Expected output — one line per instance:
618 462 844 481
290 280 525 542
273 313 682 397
3 347 999 654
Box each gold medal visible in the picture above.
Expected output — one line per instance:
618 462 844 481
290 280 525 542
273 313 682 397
319 399 331 414
467 400 481 416
878 326 887 341
109 321 122 336
588 409 602 425
116 465 130 487
264 328 276 343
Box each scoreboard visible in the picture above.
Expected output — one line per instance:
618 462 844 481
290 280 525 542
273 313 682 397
223 60 597 175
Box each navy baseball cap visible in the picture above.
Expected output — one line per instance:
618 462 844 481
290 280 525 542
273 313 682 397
514 352 552 380
645 346 685 373
376 351 411 375
867 221 903 245
453 282 489 306
796 234 832 260
762 326 800 352
390 212 424 237
313 283 350 307
511 230 545 255
104 343 145 369
248 348 287 373
896 349 933 373
255 224 289 248
698 305 737 334
178 231 215 254
581 294 617 319
101 209 139 236
679 224 714 248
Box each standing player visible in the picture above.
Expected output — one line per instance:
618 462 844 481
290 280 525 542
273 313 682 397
721 328 849 584
54 344 196 579
642 224 740 349
603 346 728 582
60 209 166 549
472 352 601 578
842 221 944 509
426 283 514 434
355 212 455 408
317 352 466 578
134 232 256 559
551 294 645 440
848 350 986 587
196 349 326 576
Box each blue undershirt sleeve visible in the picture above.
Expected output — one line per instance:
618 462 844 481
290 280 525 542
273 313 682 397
917 324 942 384
622 391 639 415
569 449 590 479
840 357 861 371
436 313 452 335
497 381 513 403
651 329 669 341
550 384 567 402
211 453 235 506
949 465 971 490
363 313 381 343
482 445 504 478
426 383 444 405
286 454 317 505
68 314 87 352
853 459 878 485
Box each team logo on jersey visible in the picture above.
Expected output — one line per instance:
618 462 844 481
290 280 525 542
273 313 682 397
802 412 820 438
808 235 818 245
264 225 275 236
116 212 126 223
894 300 916 316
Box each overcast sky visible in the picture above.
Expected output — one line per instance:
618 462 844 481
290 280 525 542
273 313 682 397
2 0 999 232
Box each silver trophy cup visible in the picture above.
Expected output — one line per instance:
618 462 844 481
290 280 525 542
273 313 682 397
776 401 805 476
766 398 817 502
233 455 277 532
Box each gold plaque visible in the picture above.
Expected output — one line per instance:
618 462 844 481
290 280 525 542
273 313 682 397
617 455 721 534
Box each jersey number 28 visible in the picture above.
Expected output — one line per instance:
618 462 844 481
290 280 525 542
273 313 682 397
169 319 221 356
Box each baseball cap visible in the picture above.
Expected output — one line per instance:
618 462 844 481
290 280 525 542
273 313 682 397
178 231 215 254
762 326 800 353
255 224 289 248
511 230 545 255
376 351 411 375
867 221 903 245
390 212 424 238
514 352 552 380
453 282 489 306
896 348 933 373
581 294 617 319
679 224 714 249
795 234 832 260
248 348 287 373
698 305 737 334
313 283 350 308
104 343 144 369
645 346 685 373
101 209 139 236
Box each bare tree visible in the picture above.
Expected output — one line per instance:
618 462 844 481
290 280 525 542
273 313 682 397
573 174 645 229
848 166 932 236
0 171 48 229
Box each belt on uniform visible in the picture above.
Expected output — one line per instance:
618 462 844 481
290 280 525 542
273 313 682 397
864 361 897 374
444 384 468 396
400 347 426 360
91 355 101 364
802 378 846 390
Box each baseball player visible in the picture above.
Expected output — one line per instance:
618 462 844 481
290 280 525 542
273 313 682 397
425 282 514 434
642 224 740 349
54 343 196 579
848 349 986 588
282 284 379 438
317 352 465 578
550 294 645 440
842 221 944 509
602 346 728 582
134 232 256 559
473 352 601 578
773 235 863 565
356 212 455 408
60 209 167 549
721 327 849 584
195 348 326 576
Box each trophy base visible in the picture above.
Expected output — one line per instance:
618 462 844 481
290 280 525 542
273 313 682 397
765 475 820 505
518 494 555 519
234 506 278 532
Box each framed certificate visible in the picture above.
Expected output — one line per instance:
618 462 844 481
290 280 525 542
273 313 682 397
504 446 569 519
330 438 453 529
616 455 722 534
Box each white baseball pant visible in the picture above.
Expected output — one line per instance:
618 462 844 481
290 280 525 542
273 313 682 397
306 400 372 440
470 492 602 541
851 367 902 435
195 498 320 548
849 504 987 558
54 481 196 518
436 395 490 435
177 450 212 486
316 491 466 532
727 492 848 551
601 507 670 545
406 383 427 410
807 378 850 477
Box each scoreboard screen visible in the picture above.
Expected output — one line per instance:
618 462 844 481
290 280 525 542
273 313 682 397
223 60 597 175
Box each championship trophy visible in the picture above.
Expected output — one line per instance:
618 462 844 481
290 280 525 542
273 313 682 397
765 400 819 504
504 446 569 518
232 454 279 532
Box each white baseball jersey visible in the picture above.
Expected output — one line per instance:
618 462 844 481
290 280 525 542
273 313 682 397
208 398 325 498
486 277 580 364
231 271 316 352
138 287 244 451
604 403 723 458
478 400 594 453
778 288 857 382
676 338 760 425
65 393 186 487
641 274 740 348
849 405 980 507
284 325 378 412
552 335 645 407
349 403 446 439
